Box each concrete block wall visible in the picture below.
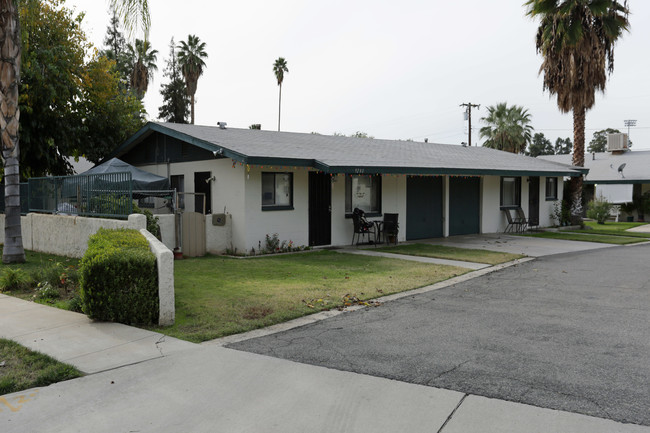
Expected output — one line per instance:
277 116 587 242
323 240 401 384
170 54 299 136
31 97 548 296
0 213 174 325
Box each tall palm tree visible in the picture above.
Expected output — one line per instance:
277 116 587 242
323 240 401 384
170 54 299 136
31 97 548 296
126 39 158 99
273 57 288 131
0 0 150 264
177 35 207 125
479 102 534 154
525 0 629 220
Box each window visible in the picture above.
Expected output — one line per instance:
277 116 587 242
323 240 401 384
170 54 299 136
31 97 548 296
262 172 293 210
500 176 521 208
545 177 558 200
345 175 381 215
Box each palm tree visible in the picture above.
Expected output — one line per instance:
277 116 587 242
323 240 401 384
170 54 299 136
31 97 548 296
177 35 208 125
525 0 629 220
273 57 288 131
479 102 534 154
126 39 158 99
0 0 150 264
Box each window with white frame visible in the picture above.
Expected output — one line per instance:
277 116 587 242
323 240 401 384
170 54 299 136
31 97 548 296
262 172 293 210
545 177 558 200
345 175 381 215
500 176 521 208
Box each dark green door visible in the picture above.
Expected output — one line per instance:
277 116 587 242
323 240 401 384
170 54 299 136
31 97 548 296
406 176 443 240
449 177 480 235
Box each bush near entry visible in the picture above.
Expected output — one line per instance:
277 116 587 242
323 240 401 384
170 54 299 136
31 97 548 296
587 196 613 224
80 228 158 324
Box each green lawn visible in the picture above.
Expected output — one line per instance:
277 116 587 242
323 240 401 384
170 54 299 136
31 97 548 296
0 247 79 275
0 247 81 311
376 243 524 265
521 231 646 244
576 221 650 238
0 339 82 396
148 250 467 343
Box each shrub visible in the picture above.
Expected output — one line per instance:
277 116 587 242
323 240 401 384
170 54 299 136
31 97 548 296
0 268 32 292
80 228 158 325
586 196 613 224
36 282 60 301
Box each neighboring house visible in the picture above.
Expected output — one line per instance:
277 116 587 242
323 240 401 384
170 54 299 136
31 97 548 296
541 146 650 219
112 122 585 253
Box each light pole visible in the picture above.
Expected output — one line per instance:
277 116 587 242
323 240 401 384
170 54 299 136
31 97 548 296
624 119 636 139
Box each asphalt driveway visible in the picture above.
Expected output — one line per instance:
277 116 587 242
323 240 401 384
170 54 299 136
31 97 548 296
229 242 650 426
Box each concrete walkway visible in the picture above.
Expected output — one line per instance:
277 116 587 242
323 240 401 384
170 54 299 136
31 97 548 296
627 223 650 233
0 294 194 374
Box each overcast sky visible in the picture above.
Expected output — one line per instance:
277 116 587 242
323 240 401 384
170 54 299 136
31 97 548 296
66 0 650 150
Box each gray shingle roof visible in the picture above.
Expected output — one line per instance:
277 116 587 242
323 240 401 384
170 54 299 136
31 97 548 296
540 150 650 184
117 122 587 177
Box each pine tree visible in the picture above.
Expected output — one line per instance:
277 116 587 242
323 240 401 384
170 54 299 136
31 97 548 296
100 12 130 90
158 38 190 123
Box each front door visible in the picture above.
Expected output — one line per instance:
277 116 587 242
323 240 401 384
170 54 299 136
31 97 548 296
449 177 480 235
406 176 443 240
528 176 540 226
309 172 331 246
194 172 212 214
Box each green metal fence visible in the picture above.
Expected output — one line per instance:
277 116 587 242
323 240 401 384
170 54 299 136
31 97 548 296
27 172 133 219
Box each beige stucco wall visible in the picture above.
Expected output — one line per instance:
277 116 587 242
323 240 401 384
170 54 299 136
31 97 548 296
0 213 146 258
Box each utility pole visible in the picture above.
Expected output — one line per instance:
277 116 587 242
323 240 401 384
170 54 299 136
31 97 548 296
460 103 480 146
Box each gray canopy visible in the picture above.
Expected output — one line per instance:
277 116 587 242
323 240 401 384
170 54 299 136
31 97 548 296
83 158 170 191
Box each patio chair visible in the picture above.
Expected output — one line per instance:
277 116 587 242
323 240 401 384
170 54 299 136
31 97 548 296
503 208 526 233
516 207 537 231
351 208 376 246
382 213 399 244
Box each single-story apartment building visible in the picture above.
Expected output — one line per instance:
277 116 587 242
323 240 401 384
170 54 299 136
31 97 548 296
112 122 586 253
541 147 650 220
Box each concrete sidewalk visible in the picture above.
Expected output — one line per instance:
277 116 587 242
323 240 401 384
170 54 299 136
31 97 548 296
0 294 194 374
3 343 649 433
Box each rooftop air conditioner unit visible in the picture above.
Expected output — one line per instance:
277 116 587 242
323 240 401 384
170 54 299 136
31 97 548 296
607 133 628 152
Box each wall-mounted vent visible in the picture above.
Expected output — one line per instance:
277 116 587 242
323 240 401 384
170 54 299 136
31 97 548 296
607 133 628 152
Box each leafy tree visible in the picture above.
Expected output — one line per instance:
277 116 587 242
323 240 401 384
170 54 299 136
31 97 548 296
19 0 144 172
527 133 554 157
273 57 288 131
80 55 146 164
525 0 629 220
158 38 190 123
554 137 572 155
126 39 158 99
588 128 632 153
1 0 150 264
19 0 88 178
479 102 533 154
178 34 208 124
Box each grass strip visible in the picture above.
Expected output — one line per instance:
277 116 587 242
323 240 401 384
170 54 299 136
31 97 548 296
148 250 467 343
376 243 524 265
520 231 646 244
0 339 82 396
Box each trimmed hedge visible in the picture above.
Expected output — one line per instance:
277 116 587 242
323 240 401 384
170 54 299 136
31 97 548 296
80 228 159 324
